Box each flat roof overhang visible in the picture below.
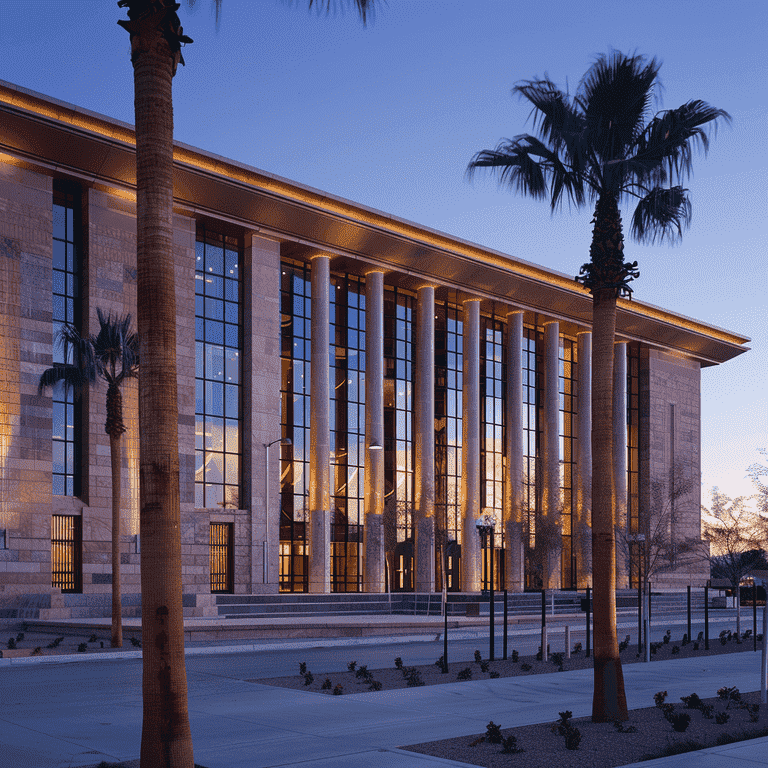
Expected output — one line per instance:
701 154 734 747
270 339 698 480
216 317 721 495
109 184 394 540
0 80 750 367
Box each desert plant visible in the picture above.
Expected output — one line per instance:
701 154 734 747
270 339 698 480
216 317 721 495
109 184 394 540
6 638 16 650
434 655 445 669
693 641 700 650
719 630 729 646
554 711 581 750
654 691 668 708
663 629 671 644
479 659 489 673
321 678 332 690
16 632 24 642
394 657 403 670
485 721 503 744
333 684 343 695
368 680 382 692
700 703 714 719
77 642 88 653
619 635 630 652
715 711 730 724
489 670 500 678
749 704 760 723
668 712 691 732
46 637 64 649
671 645 680 654
681 693 702 709
403 667 424 687
355 665 372 681
614 720 638 733
681 633 689 646
474 649 482 663
457 667 473 681
303 672 314 686
550 652 565 670
572 642 582 654
501 734 524 753
511 650 519 662
31 647 42 656
347 660 357 672
299 662 307 675
88 634 98 643
129 637 141 648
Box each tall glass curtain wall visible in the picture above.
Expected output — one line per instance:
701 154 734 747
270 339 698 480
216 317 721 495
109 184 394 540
435 302 463 591
481 317 505 589
194 229 242 510
51 183 81 497
383 288 414 591
277 269 637 592
559 337 577 589
280 261 310 592
330 275 366 592
627 342 641 587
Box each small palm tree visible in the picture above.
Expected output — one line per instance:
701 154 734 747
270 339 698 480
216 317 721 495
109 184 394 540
40 309 139 648
468 50 729 722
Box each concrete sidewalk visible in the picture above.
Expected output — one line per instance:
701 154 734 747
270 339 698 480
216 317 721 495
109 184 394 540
2 634 768 767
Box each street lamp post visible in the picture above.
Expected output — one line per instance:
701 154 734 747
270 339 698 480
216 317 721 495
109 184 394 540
264 437 291 586
628 533 648 661
476 514 496 660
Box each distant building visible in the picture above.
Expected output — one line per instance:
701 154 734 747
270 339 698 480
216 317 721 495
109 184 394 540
0 81 749 618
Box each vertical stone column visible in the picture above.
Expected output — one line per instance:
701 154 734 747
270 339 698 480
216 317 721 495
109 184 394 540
576 331 592 588
504 310 524 592
613 341 628 588
414 285 435 593
542 321 561 589
461 298 481 592
308 254 330 593
243 233 281 594
363 270 385 593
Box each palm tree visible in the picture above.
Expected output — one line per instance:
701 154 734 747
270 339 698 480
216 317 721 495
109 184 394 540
116 2 375 764
467 50 729 722
39 309 139 649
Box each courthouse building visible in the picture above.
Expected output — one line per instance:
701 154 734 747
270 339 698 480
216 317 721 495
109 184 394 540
0 81 750 617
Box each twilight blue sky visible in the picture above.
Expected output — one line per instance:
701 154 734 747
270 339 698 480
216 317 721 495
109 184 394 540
1 0 765 504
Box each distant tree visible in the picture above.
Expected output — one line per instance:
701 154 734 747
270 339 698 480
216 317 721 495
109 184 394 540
748 449 768 517
39 309 139 649
702 489 766 636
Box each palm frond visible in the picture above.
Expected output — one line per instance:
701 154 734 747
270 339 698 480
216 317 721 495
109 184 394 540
630 186 692 245
633 100 731 185
307 0 377 24
580 51 661 165
38 363 90 396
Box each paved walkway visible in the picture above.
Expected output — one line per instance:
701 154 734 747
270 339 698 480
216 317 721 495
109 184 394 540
2 620 768 768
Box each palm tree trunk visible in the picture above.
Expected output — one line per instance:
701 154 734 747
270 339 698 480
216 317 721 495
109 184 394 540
591 286 628 722
120 3 194 765
110 432 123 648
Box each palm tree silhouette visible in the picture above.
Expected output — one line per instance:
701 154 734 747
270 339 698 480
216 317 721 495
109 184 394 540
468 50 729 722
39 309 139 649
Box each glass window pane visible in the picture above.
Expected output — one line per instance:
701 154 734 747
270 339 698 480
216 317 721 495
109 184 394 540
225 384 239 419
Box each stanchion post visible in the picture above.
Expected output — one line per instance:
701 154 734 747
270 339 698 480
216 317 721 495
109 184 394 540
443 607 448 673
503 589 508 660
637 580 642 656
585 586 591 658
687 585 692 642
541 588 547 662
565 625 571 659
754 583 758 652
489 551 495 662
705 585 710 650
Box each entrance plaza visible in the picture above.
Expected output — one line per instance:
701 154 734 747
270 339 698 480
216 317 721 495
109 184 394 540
2 612 768 767
0 80 751 617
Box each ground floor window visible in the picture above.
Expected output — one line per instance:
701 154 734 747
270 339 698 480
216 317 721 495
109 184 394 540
210 522 233 593
51 514 81 592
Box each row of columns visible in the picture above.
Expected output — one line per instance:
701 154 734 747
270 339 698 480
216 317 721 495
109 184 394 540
304 253 627 593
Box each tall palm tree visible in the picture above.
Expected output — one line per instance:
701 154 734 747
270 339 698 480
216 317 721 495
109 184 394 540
39 309 139 649
116 2 375 765
468 50 729 722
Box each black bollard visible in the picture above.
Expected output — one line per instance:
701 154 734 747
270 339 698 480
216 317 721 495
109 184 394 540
687 585 692 643
755 583 759 652
503 589 508 660
705 585 710 650
443 607 448 673
585 586 591 658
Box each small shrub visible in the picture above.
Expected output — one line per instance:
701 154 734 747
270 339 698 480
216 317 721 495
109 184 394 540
671 645 680 654
489 670 500 678
355 665 372 681
719 630 729 646
485 721 503 744
520 663 532 671
650 641 663 655
77 642 88 653
479 659 489 673
129 637 141 648
321 678 332 690
347 660 357 672
403 667 424 687
681 693 702 709
715 711 730 725
614 720 637 733
660 703 675 720
554 711 581 750
333 684 343 695
681 633 689 646
693 641 700 650
47 636 64 649
654 690 668 708
31 647 42 656
299 662 307 675
572 642 582 654
434 655 445 669
511 650 519 662
457 667 472 681
501 734 524 753
700 703 714 719
550 652 564 670
743 630 753 640
474 649 482 663
394 657 403 670
303 671 314 686
6 638 16 650
368 680 382 691
663 629 671 644
697 631 704 642
88 634 98 643
669 712 691 732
